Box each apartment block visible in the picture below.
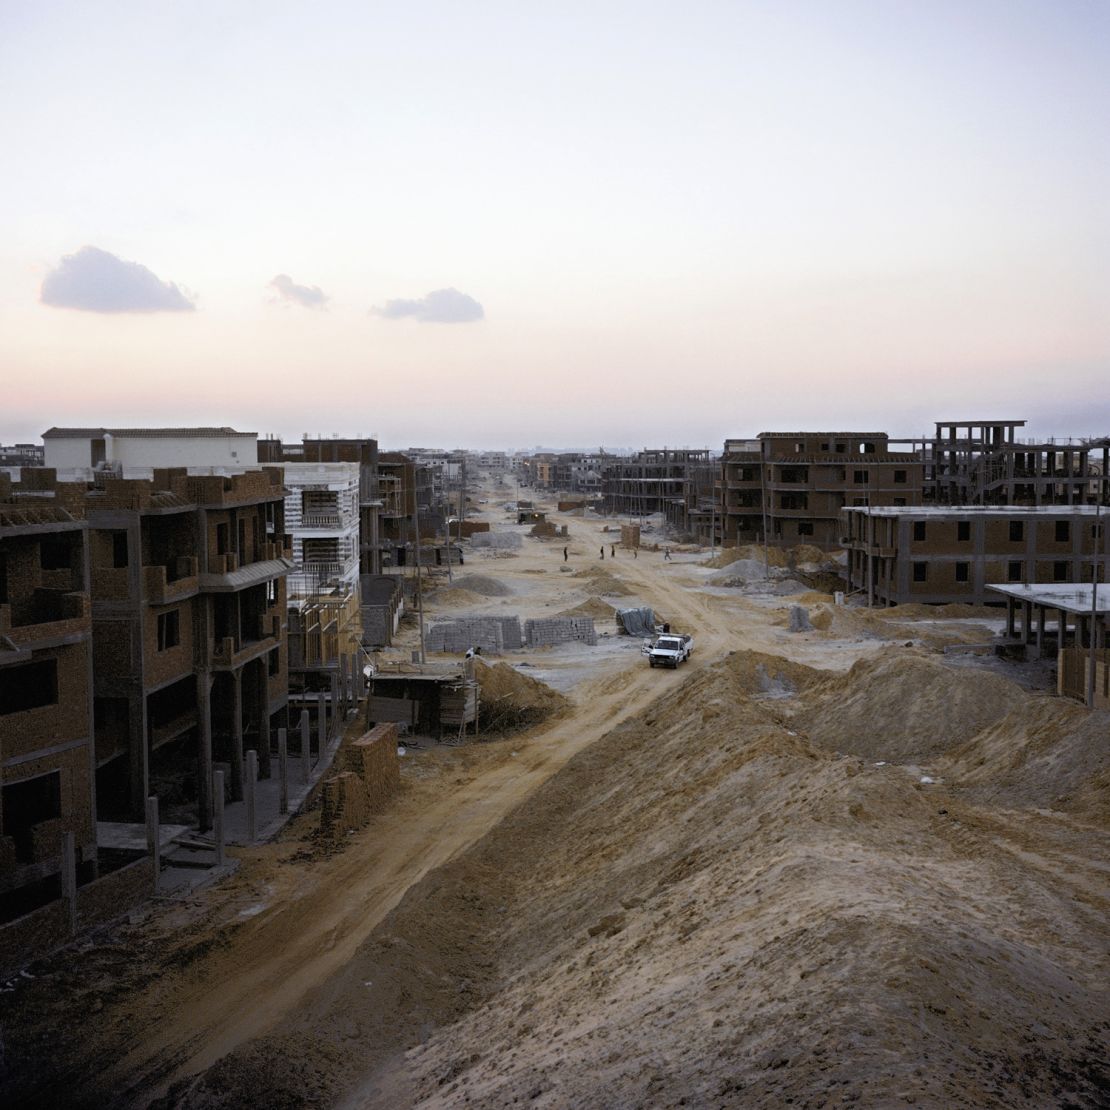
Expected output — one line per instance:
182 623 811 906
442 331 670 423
258 436 383 574
842 505 1109 605
601 449 712 518
44 426 258 472
925 420 1110 506
281 462 363 707
7 465 292 827
721 433 924 550
0 480 96 912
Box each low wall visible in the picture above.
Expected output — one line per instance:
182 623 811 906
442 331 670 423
0 855 154 977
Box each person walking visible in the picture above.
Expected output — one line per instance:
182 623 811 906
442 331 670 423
664 546 671 561
633 547 637 559
563 546 568 562
610 544 616 558
600 546 605 559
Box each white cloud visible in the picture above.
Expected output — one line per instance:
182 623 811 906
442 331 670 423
374 287 484 323
269 273 328 308
40 246 195 313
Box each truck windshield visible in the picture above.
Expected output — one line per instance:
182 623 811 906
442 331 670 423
657 638 681 649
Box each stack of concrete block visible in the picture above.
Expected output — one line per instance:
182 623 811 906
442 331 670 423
524 616 598 647
427 615 523 654
471 531 523 550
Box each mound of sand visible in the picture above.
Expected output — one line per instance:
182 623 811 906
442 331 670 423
473 660 570 734
786 651 1021 762
939 698 1110 820
876 602 1001 621
570 567 633 596
452 574 514 597
557 595 617 621
426 586 484 608
162 647 1110 1110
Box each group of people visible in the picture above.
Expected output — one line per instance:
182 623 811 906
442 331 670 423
556 544 670 561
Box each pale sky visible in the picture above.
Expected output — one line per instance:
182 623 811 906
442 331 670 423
1 0 1107 450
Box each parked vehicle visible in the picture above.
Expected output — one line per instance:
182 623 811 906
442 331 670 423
642 633 694 668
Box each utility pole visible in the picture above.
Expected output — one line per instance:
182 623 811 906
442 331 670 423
413 466 426 664
1088 502 1102 707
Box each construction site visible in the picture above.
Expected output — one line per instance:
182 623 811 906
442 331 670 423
1 457 1107 1110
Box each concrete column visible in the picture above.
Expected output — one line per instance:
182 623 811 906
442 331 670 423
1036 605 1045 656
317 691 327 756
256 659 272 779
62 831 78 935
128 689 148 821
213 769 225 867
330 670 340 733
300 709 311 782
245 749 258 843
146 795 160 892
231 668 244 800
1022 601 1033 645
278 727 288 815
1005 597 1016 638
197 672 213 832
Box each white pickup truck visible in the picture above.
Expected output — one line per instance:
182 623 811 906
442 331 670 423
642 633 694 668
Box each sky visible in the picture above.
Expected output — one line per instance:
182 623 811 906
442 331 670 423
1 0 1107 450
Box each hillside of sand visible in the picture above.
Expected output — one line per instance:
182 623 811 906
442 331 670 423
159 648 1110 1109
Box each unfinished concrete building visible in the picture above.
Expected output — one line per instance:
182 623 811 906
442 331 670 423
721 433 924 550
601 449 712 519
280 462 363 715
259 436 383 574
7 465 292 828
924 420 1110 506
842 505 1108 606
986 584 1110 707
0 478 96 920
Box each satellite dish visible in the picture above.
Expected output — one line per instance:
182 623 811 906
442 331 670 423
362 664 375 679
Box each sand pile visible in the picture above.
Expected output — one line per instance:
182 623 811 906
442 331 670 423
473 660 569 734
786 651 1020 762
161 648 1110 1109
426 586 484 608
877 602 1000 621
570 567 632 596
557 595 617 621
451 574 514 597
939 699 1110 820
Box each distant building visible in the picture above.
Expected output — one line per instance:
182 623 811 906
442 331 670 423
0 443 45 468
842 504 1108 605
721 433 924 550
43 426 257 472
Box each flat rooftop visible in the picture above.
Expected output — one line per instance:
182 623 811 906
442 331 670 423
844 505 1108 518
987 583 1110 616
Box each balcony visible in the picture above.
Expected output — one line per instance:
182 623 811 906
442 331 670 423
0 590 90 654
143 557 200 604
301 511 342 529
209 614 281 668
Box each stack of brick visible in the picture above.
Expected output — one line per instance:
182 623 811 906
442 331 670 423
344 723 402 812
524 616 598 647
319 723 401 842
426 616 523 654
471 532 522 550
318 772 372 842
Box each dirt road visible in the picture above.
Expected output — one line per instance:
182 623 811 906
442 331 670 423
101 491 755 1103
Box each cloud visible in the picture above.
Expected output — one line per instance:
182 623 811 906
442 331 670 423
40 246 195 313
269 273 328 308
373 287 484 323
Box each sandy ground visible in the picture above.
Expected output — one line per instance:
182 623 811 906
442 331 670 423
2 476 1107 1109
